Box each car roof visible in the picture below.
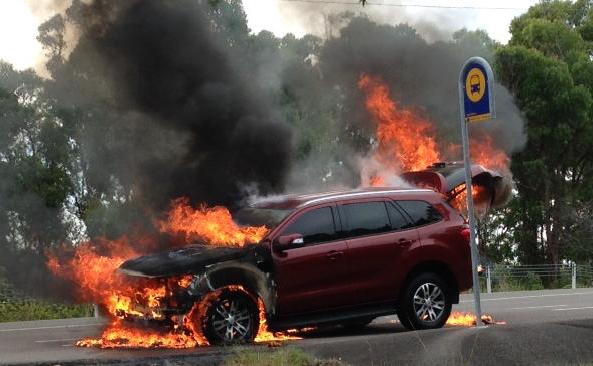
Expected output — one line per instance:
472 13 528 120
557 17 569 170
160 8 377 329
250 187 436 210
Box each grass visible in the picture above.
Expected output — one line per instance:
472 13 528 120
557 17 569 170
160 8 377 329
224 347 347 366
0 300 93 322
0 270 93 322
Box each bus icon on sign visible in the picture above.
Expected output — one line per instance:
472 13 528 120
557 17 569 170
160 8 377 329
470 75 480 95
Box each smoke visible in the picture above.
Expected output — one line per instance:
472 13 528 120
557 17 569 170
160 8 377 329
251 1 458 42
47 0 292 211
317 16 526 163
36 1 526 207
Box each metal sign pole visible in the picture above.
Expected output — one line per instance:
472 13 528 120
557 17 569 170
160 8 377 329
458 56 495 327
460 115 483 326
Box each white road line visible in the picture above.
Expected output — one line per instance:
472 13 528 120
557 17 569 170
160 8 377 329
35 338 79 343
460 291 593 303
0 323 103 332
509 305 566 310
553 306 593 311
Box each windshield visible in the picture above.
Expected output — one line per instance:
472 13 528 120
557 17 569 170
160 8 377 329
234 207 294 231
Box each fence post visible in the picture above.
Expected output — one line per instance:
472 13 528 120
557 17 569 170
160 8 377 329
487 266 492 294
572 262 577 289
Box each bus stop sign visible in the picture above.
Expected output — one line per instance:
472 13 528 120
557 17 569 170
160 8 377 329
461 57 495 122
457 56 496 327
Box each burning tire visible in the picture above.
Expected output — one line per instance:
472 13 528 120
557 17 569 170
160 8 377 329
398 272 452 331
202 288 259 345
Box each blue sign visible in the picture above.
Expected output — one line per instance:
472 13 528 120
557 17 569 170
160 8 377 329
459 57 495 122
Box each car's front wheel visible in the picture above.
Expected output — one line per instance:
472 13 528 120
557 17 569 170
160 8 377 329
202 288 260 345
398 272 452 331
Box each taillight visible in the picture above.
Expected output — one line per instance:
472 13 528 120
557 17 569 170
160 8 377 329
460 227 471 244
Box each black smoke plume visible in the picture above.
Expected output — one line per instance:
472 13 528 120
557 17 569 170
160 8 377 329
49 0 292 212
320 17 526 156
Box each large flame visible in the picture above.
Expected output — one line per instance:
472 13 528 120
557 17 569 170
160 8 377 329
358 74 441 172
159 197 269 246
48 200 296 349
358 73 510 183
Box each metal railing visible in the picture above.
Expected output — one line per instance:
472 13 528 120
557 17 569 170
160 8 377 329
482 263 593 293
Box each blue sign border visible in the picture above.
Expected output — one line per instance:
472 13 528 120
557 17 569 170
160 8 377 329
458 57 495 123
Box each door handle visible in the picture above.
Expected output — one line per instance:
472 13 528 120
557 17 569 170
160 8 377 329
326 250 344 260
398 238 413 246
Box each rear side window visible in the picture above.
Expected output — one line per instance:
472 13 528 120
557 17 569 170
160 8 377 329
341 201 391 237
397 200 442 227
386 201 412 230
281 207 336 244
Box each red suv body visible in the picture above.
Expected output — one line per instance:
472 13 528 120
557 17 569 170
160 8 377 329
269 188 472 314
120 187 472 344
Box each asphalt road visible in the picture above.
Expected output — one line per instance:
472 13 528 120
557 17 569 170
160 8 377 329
1 288 593 365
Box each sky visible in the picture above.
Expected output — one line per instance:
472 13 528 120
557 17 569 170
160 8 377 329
0 0 540 71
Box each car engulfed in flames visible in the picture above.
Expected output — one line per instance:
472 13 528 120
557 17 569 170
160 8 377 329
48 200 302 348
47 73 512 349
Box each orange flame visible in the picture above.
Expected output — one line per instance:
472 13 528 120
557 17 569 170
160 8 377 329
470 135 510 172
48 200 276 349
358 74 510 185
254 298 302 343
450 184 492 217
446 311 506 326
359 73 441 173
159 197 269 246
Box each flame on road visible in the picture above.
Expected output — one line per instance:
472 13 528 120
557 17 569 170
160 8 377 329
447 311 507 326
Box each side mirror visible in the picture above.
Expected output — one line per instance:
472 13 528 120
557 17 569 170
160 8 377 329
275 233 304 251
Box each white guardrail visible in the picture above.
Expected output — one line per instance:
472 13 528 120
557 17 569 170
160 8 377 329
482 263 593 293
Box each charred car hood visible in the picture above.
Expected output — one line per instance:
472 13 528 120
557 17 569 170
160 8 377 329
119 244 251 278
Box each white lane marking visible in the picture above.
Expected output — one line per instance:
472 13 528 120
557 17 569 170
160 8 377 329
553 306 593 311
0 323 103 332
509 305 566 310
35 338 79 343
460 291 593 303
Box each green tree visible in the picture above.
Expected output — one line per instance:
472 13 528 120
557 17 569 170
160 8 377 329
497 0 593 264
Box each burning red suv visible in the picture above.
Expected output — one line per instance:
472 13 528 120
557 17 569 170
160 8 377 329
120 186 473 344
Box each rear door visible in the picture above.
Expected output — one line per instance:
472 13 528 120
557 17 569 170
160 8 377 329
339 198 421 305
272 203 352 315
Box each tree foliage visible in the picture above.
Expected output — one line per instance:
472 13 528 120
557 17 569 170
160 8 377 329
1 0 593 300
497 0 593 264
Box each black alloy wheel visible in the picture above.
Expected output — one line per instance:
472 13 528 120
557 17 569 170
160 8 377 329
203 288 260 345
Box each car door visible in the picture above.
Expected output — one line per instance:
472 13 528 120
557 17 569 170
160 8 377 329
272 203 351 315
339 198 421 305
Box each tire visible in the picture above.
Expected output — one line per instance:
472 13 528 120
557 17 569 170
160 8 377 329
202 288 260 345
398 272 452 331
340 317 374 329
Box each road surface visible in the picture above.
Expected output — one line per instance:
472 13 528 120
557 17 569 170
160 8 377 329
1 288 593 365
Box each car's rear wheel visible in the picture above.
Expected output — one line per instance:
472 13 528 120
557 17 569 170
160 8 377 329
398 272 452 331
203 288 259 345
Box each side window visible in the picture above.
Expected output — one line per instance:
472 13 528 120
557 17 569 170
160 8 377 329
386 201 412 230
342 201 391 238
281 207 336 245
397 200 442 227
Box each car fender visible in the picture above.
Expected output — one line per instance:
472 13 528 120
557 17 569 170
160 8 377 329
195 260 277 317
